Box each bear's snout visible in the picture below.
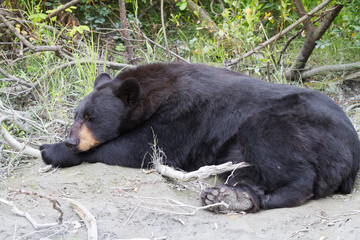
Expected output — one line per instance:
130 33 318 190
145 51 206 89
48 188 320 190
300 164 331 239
64 138 79 151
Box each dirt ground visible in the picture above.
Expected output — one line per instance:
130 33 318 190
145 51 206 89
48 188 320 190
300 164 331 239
0 158 359 240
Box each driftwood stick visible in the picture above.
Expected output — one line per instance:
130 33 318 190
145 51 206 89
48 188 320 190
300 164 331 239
66 198 98 240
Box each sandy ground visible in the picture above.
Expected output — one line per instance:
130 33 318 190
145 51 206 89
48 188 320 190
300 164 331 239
0 159 359 240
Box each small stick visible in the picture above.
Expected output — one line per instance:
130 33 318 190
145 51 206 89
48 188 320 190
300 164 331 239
66 198 98 240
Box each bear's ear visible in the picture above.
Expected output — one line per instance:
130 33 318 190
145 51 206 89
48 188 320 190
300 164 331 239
113 78 140 106
94 73 112 88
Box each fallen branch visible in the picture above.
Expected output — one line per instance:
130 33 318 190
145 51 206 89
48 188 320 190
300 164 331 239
154 160 250 182
0 116 41 158
66 198 98 240
227 0 332 66
301 62 360 79
0 188 63 230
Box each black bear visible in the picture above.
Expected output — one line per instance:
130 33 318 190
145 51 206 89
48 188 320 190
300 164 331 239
41 63 360 213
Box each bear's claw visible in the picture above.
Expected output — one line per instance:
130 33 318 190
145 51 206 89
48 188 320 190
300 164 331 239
201 185 254 213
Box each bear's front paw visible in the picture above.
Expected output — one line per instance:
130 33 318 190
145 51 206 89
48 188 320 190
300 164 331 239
200 184 254 213
40 144 55 165
40 142 82 168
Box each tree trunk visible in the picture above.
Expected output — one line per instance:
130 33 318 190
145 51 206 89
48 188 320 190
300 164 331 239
285 3 343 80
118 0 134 64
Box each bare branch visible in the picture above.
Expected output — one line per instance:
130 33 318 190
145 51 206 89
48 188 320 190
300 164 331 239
142 33 190 63
227 0 332 66
45 0 81 21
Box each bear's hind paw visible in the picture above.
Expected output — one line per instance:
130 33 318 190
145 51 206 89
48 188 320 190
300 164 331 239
200 184 254 213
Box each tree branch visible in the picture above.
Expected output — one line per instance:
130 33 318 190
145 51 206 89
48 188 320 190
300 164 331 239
285 3 344 79
45 0 81 21
227 0 332 66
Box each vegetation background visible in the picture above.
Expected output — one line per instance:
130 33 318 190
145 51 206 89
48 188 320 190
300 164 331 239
0 0 359 178
0 1 360 239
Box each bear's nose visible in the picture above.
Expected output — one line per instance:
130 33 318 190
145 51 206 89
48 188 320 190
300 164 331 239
65 139 79 150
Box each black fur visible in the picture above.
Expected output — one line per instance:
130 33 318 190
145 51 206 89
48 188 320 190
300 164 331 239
41 63 360 212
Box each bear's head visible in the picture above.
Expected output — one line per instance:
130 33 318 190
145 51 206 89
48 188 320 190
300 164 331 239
64 73 140 152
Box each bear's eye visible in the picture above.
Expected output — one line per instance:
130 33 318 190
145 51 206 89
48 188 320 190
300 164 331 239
84 114 89 120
